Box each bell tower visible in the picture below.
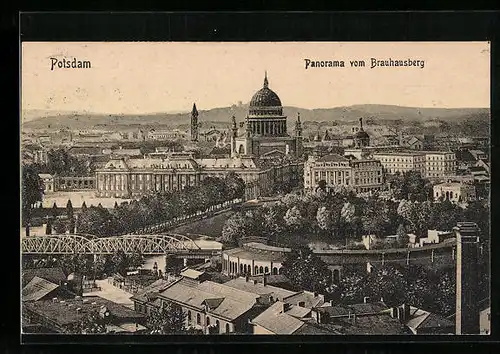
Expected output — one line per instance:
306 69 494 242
294 112 303 157
190 103 199 142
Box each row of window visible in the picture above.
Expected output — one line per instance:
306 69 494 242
225 260 282 276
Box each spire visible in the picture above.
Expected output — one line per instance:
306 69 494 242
263 71 269 88
359 117 363 131
192 103 198 117
231 115 237 129
297 112 301 123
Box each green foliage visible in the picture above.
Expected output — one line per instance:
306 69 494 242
66 200 74 219
281 247 332 293
22 165 44 224
75 176 244 237
40 148 90 177
70 311 107 334
147 303 186 334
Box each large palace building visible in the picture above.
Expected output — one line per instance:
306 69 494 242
95 73 304 199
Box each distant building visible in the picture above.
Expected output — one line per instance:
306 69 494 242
424 151 456 178
371 152 426 175
95 154 302 199
303 154 384 193
39 173 55 193
230 73 303 158
147 129 188 141
433 182 476 203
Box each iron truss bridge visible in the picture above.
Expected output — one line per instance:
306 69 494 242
21 233 217 256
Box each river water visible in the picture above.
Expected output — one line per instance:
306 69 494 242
142 237 222 271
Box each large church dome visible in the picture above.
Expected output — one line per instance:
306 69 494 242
249 73 283 116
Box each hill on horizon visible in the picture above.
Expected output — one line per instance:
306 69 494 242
22 104 490 131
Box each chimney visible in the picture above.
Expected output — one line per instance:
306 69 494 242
454 222 481 334
403 304 410 322
283 303 291 313
363 297 370 304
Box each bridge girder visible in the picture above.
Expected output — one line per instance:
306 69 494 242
22 233 204 255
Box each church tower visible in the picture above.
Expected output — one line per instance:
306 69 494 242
231 115 238 157
191 103 199 142
294 112 303 157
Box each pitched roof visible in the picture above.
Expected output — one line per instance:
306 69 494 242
323 313 411 335
180 269 205 280
22 267 67 287
223 277 297 301
405 306 454 330
158 279 260 321
251 301 306 334
283 291 325 309
130 278 174 303
22 276 60 302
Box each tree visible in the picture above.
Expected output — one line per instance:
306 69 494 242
396 224 409 248
75 311 107 334
362 264 407 307
66 200 74 219
52 202 58 219
283 206 304 231
316 206 333 233
225 172 245 200
147 302 186 334
22 165 44 224
110 250 129 276
52 219 67 234
221 212 252 246
281 246 331 293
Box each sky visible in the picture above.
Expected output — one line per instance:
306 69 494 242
21 42 490 114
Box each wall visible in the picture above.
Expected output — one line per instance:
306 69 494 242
252 324 275 334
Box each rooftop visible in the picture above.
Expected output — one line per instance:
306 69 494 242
22 276 60 302
223 277 297 301
158 278 261 321
251 301 307 334
405 306 455 330
22 267 67 287
130 278 174 303
23 295 145 327
283 291 325 309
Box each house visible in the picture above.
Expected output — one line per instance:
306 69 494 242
131 272 269 334
433 182 476 203
22 267 67 288
22 277 74 302
251 301 324 334
22 295 146 334
251 299 410 335
418 230 454 247
479 298 490 335
39 173 55 193
395 304 455 334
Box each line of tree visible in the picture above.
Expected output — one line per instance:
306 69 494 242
76 173 245 237
221 184 490 247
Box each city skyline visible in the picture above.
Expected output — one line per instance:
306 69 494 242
22 42 490 115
